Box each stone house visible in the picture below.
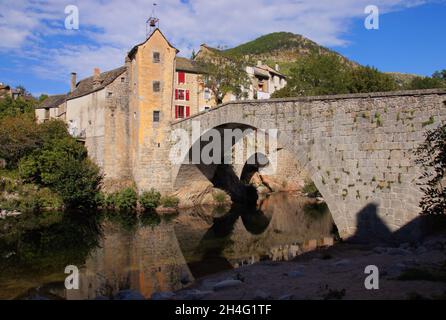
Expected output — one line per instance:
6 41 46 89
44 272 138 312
34 28 287 192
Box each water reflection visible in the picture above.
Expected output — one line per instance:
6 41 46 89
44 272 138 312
0 193 336 300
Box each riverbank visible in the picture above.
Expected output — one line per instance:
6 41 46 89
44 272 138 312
171 234 446 300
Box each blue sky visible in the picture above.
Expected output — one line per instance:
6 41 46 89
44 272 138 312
0 0 445 96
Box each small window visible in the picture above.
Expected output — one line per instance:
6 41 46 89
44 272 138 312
121 77 125 83
204 88 211 100
107 92 113 97
153 52 160 63
153 81 161 92
153 110 160 122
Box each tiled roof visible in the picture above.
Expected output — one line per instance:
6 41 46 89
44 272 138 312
176 57 204 74
36 94 66 109
67 66 127 100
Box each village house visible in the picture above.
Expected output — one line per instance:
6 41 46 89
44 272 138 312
34 27 287 191
0 82 27 100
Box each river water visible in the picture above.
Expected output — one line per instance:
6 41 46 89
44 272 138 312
0 192 337 300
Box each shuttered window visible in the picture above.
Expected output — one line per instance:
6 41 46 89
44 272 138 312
178 72 185 84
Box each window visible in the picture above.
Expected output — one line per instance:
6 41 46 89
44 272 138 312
204 88 211 100
175 106 190 119
153 52 160 63
175 89 189 101
178 72 185 84
153 81 161 92
107 92 113 97
121 77 125 83
153 110 160 122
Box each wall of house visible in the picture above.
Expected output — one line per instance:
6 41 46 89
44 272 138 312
128 30 177 193
66 90 106 168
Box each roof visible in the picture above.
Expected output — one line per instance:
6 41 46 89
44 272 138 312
67 66 127 100
176 57 204 74
128 28 179 59
257 64 286 78
36 94 66 109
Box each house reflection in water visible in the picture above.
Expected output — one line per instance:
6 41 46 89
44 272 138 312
66 221 193 300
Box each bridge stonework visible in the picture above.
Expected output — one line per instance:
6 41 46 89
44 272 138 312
169 89 446 238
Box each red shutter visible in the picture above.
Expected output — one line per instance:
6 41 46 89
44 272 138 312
175 105 179 119
186 106 190 118
179 72 185 84
175 89 178 100
186 90 190 101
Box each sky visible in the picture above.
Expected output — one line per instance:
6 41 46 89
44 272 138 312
0 0 445 96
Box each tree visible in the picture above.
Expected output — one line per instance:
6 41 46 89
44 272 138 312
407 76 445 90
18 122 102 209
0 96 36 119
347 66 397 93
196 50 250 105
415 123 446 215
0 115 41 168
272 54 398 98
432 69 446 80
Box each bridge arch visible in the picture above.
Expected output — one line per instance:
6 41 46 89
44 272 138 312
170 90 446 239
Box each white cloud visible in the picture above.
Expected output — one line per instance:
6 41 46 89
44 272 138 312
0 0 437 84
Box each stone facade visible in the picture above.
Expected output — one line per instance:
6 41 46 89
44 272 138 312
172 89 446 238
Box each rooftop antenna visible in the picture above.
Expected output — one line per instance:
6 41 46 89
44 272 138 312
146 3 159 38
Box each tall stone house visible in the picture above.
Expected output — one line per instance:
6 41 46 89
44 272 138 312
35 29 286 192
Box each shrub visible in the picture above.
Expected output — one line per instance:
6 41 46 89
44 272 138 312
415 123 446 215
213 191 227 204
107 188 138 212
160 195 180 209
140 188 161 211
19 134 102 209
302 180 322 198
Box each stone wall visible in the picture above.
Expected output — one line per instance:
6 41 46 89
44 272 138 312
171 89 446 238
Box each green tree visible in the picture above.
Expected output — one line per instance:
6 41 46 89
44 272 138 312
272 54 398 98
18 124 102 209
415 123 446 215
347 66 397 93
196 49 250 105
0 96 36 119
407 76 445 90
432 69 446 80
0 115 41 168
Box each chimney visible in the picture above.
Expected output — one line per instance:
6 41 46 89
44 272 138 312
257 60 262 67
93 68 101 88
70 72 77 92
275 64 280 72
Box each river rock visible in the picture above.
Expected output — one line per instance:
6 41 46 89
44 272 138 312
387 248 411 256
332 259 351 267
213 279 243 291
114 289 145 300
151 291 175 300
254 290 272 300
181 289 213 300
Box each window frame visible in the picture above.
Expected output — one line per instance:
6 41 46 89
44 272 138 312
153 81 161 92
153 52 160 63
153 110 160 122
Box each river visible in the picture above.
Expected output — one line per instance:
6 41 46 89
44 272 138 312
0 192 337 300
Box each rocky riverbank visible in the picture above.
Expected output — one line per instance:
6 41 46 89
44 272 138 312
168 234 446 300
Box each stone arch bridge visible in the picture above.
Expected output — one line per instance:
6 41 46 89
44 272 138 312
169 89 446 238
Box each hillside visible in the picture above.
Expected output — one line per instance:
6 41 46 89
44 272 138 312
223 32 357 75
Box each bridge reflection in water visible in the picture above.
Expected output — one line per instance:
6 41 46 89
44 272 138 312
68 193 335 299
1 193 336 300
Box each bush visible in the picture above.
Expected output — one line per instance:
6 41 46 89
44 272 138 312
19 135 102 209
415 123 446 215
213 191 227 204
160 195 180 209
302 180 322 198
140 188 161 211
105 188 138 212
